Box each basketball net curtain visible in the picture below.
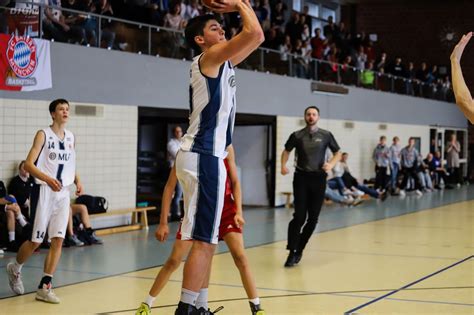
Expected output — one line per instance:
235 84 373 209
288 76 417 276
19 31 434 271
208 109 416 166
0 34 52 91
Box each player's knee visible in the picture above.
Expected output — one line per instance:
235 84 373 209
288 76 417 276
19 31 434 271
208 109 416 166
231 251 248 269
165 256 182 270
5 209 14 219
50 237 64 249
27 241 42 250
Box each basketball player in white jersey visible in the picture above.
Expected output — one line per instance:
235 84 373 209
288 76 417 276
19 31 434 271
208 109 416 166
6 99 82 304
172 2 263 314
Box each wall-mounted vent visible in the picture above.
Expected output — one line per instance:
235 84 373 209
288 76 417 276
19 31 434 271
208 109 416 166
73 105 104 117
344 121 355 129
379 124 388 130
311 81 349 95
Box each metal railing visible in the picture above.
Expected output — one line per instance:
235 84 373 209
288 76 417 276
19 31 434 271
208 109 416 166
0 2 455 103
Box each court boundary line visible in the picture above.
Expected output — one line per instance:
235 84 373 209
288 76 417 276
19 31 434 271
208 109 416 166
0 196 472 300
343 255 474 314
99 285 474 314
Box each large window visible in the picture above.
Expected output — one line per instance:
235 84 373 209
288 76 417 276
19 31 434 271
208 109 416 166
321 6 335 21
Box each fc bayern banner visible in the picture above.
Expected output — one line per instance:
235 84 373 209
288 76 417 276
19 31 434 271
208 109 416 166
0 34 52 91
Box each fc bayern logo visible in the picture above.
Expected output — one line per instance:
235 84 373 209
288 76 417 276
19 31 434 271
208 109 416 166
6 36 37 78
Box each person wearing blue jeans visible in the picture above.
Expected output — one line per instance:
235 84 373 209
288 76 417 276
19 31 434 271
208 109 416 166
340 152 387 201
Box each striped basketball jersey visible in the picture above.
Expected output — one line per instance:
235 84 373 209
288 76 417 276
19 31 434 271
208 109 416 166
34 127 76 186
180 53 237 158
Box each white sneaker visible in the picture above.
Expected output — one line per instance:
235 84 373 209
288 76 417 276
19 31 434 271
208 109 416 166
415 190 423 196
354 189 365 197
36 284 60 304
399 190 406 197
6 262 24 295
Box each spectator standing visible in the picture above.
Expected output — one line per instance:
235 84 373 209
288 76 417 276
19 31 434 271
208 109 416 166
372 136 390 192
446 134 462 186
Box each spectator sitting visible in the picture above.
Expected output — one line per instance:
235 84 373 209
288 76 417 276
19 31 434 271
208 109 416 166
416 154 433 192
65 205 84 247
42 0 87 44
325 185 363 207
65 203 102 246
8 160 34 220
426 152 453 189
0 180 29 252
340 152 387 200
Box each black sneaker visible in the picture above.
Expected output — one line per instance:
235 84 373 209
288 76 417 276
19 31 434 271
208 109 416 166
249 302 265 315
175 302 200 315
6 241 20 252
294 250 303 264
198 306 224 314
284 252 297 267
88 231 103 245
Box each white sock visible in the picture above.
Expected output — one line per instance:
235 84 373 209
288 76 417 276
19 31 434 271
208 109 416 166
180 288 199 306
16 214 27 227
8 231 15 242
249 297 260 306
14 260 23 273
196 288 208 310
145 294 156 307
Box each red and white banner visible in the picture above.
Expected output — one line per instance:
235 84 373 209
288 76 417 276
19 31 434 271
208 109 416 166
0 34 52 91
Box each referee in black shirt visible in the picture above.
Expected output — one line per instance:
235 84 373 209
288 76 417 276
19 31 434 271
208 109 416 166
281 106 341 267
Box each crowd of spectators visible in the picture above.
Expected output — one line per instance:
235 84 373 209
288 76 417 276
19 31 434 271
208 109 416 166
0 0 454 101
324 133 465 207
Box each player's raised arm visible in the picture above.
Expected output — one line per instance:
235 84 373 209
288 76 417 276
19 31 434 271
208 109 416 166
451 32 474 123
200 0 264 70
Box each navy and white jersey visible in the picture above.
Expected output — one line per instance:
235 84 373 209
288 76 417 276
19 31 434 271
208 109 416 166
180 53 237 159
34 127 76 186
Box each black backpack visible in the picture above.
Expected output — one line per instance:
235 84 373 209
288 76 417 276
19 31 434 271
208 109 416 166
75 195 108 214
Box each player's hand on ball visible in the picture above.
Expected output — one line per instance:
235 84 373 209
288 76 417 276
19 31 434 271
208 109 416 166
155 224 169 242
234 213 245 228
203 0 240 13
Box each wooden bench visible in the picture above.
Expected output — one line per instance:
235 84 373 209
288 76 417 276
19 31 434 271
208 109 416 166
91 206 156 236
